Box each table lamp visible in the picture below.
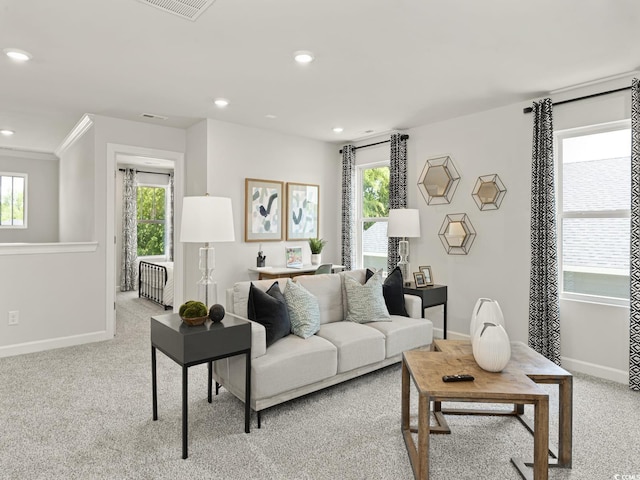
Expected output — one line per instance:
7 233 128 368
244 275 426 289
180 195 235 306
387 208 421 286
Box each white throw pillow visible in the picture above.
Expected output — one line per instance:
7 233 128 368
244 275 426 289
283 278 321 338
343 271 391 323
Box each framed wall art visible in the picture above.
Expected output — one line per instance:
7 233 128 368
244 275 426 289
286 182 319 240
245 178 284 242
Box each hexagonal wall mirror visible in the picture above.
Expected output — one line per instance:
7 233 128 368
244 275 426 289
472 174 506 211
438 213 476 255
418 156 460 205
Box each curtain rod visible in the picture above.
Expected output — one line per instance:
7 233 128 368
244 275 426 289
118 168 171 176
339 134 409 154
522 86 631 114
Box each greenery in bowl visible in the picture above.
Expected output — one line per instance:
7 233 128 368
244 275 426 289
179 300 207 318
308 238 327 254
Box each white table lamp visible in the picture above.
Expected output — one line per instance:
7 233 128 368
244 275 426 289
180 195 235 306
387 208 421 286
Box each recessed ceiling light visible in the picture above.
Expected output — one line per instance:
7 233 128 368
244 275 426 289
332 127 344 133
3 48 32 62
294 51 314 64
214 98 229 108
0 129 15 136
265 114 277 119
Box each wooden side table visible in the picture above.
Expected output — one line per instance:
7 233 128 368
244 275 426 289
151 312 251 459
403 284 448 339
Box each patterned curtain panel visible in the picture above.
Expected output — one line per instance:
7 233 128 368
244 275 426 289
387 133 408 273
120 169 138 291
528 98 561 365
630 78 640 391
167 173 174 262
341 145 356 270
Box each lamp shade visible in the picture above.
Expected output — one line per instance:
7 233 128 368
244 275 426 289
180 196 235 243
387 208 421 238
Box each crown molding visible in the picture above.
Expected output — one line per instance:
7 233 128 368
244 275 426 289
0 147 58 161
55 114 95 157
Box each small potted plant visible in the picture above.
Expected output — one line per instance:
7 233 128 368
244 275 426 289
179 300 208 326
308 238 327 265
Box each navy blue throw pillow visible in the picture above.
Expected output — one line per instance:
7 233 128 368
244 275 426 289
366 267 409 317
248 282 291 347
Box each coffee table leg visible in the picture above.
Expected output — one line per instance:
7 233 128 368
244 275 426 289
418 394 430 479
182 366 188 460
152 346 158 421
558 376 573 467
245 350 251 433
533 397 549 480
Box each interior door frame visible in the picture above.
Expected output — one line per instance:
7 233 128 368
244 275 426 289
106 143 185 337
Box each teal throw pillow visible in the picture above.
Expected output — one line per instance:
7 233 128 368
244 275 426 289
283 278 321 339
344 271 391 323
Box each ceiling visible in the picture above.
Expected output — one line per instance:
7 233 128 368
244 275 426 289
0 0 639 153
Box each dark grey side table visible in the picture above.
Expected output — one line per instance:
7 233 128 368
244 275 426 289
151 312 251 459
403 284 448 339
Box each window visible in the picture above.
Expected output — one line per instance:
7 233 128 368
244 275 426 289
557 121 631 304
0 173 27 228
357 163 389 272
137 185 166 256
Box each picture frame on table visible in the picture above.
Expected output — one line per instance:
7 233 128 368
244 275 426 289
286 182 319 240
419 265 434 286
413 272 427 288
245 178 284 242
285 246 303 268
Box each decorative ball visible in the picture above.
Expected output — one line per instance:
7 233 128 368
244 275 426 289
209 304 225 323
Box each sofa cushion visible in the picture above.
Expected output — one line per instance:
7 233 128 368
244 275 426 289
339 269 367 318
364 316 433 357
344 272 390 323
252 334 337 399
232 278 290 318
294 273 344 324
248 282 291 347
366 267 409 317
316 322 385 373
284 279 321 338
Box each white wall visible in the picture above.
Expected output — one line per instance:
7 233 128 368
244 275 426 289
0 150 59 242
181 118 340 305
408 74 635 383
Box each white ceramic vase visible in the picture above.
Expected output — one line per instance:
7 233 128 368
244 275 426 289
470 298 504 345
311 253 321 265
472 322 511 372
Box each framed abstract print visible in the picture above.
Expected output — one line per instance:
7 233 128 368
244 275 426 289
245 178 284 242
286 182 319 240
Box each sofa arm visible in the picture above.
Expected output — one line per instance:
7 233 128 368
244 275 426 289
403 294 422 319
234 315 267 359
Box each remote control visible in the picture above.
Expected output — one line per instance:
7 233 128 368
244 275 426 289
442 374 475 382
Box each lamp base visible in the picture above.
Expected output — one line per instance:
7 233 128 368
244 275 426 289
198 245 216 307
398 239 411 287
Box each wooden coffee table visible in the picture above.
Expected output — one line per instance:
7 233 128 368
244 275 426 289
401 340 573 480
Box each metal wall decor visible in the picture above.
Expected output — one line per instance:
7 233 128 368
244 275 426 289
438 213 476 255
417 156 460 205
472 174 507 211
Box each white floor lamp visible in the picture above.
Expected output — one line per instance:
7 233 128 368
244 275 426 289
387 208 421 286
180 195 235 307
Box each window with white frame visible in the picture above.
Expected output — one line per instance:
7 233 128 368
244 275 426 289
557 120 631 304
0 173 27 228
136 185 167 257
357 163 389 272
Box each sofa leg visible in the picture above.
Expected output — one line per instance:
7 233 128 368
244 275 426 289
257 410 261 429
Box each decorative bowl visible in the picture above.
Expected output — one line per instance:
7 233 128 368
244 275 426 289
180 315 208 327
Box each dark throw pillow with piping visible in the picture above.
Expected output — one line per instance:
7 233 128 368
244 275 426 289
247 282 291 347
366 267 409 317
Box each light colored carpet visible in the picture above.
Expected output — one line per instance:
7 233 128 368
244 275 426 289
0 291 639 479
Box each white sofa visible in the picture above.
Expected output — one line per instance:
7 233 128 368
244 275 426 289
213 269 433 425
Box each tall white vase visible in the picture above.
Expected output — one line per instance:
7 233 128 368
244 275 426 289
472 322 511 372
470 298 505 345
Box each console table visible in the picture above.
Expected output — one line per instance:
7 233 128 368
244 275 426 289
248 264 345 280
403 284 448 339
151 312 251 459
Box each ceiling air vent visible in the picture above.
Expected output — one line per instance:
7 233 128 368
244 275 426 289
136 0 216 21
140 113 169 120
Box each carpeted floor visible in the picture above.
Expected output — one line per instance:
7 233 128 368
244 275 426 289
0 291 639 479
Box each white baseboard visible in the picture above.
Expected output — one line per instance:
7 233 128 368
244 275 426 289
432 328 629 385
0 331 112 358
561 356 629 385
